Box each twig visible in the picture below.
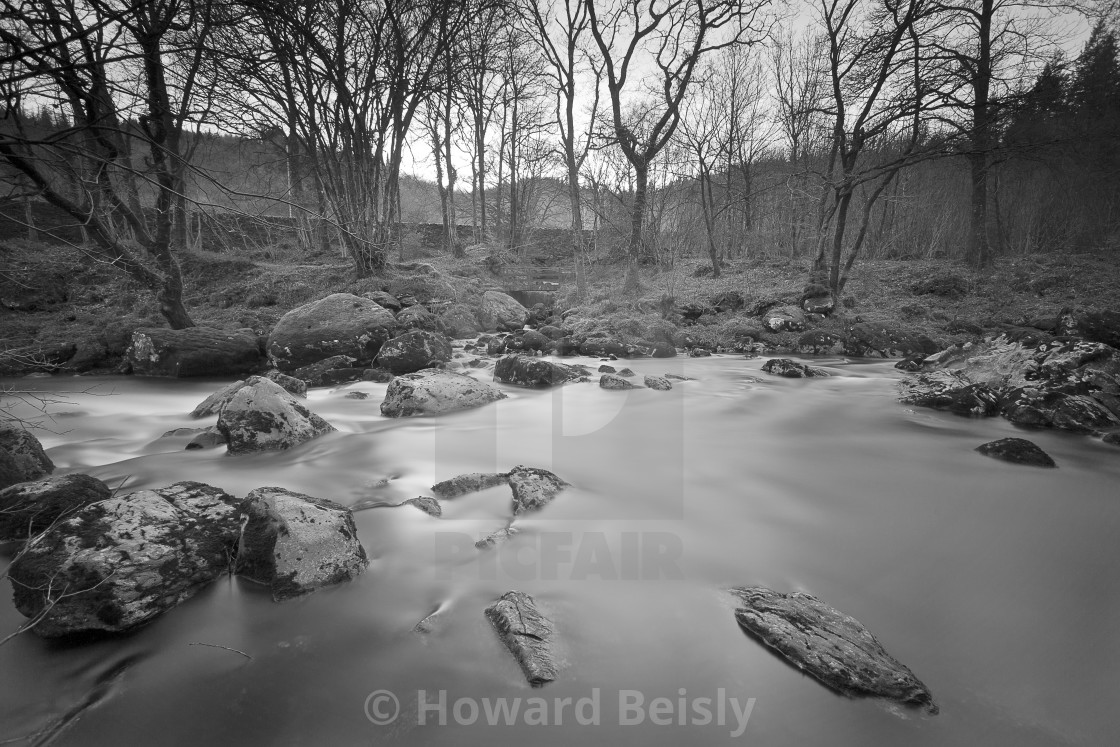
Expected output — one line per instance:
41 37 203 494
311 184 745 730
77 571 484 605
188 642 252 660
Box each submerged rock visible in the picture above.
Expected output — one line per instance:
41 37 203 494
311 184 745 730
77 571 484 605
509 465 569 515
8 482 242 637
127 327 265 378
217 376 335 453
235 487 368 600
0 473 111 541
493 355 583 388
430 472 510 498
485 591 560 687
761 359 830 378
0 424 54 490
380 369 507 417
975 437 1057 467
731 587 937 713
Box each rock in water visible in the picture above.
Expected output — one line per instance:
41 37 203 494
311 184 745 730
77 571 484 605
0 423 54 490
476 524 519 549
975 437 1056 467
599 373 634 390
644 375 673 391
235 487 368 600
430 472 510 498
267 293 397 371
493 355 583 387
731 587 937 713
380 369 507 417
478 291 530 332
7 482 243 637
217 376 335 453
189 379 246 418
402 495 442 517
264 370 308 397
508 465 569 515
762 358 830 378
376 330 453 375
485 591 560 686
0 473 111 541
127 327 265 377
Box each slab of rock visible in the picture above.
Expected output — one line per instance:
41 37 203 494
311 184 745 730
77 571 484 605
478 291 530 332
975 437 1056 467
217 376 335 454
599 373 634 390
7 482 243 637
494 355 583 388
476 524 519 549
0 424 54 490
731 587 937 713
486 591 560 686
644 375 673 391
267 293 397 370
844 323 938 359
381 369 507 417
292 355 364 387
376 330 452 375
431 472 510 498
403 495 442 517
898 371 1002 417
762 359 830 378
0 473 111 541
128 327 265 377
509 465 569 515
235 487 368 600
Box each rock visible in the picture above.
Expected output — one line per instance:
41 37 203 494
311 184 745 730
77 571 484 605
844 323 938 358
381 369 507 417
688 347 712 357
617 367 635 377
292 355 361 387
599 373 634 390
363 290 403 312
644 375 672 391
8 482 242 637
235 487 368 600
946 318 984 336
361 368 394 383
580 338 627 358
731 587 937 713
1103 432 1120 446
478 291 529 332
493 355 583 388
264 370 308 397
217 376 335 454
344 391 369 400
796 330 844 355
185 427 226 450
440 303 483 338
975 438 1056 467
761 359 830 378
899 372 1002 417
0 424 54 490
431 472 510 498
485 591 560 687
506 329 549 352
0 342 77 376
761 305 806 333
509 465 568 515
539 325 566 340
598 364 616 373
710 291 745 313
801 294 835 315
650 341 677 358
403 495 441 517
552 336 582 356
0 473 111 541
665 374 693 381
678 301 713 322
1061 309 1120 349
1000 388 1118 433
190 379 247 418
128 327 265 377
267 293 396 371
894 353 928 372
476 524 519 549
396 304 443 333
376 330 453 375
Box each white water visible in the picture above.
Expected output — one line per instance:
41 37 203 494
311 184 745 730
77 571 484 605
2 355 1118 745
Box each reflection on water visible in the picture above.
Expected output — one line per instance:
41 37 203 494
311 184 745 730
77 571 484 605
2 356 1119 745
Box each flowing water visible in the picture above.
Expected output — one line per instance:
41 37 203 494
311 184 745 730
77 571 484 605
1 355 1118 746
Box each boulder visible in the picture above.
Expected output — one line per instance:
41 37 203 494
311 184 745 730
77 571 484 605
267 293 396 370
292 355 361 387
899 372 1002 417
0 424 54 490
396 304 443 334
1060 309 1120 349
376 330 453 375
844 323 938 358
509 465 569 515
552 337 582 356
688 347 712 357
644 375 673 391
364 290 403 312
762 359 830 378
7 482 243 637
506 329 549 353
493 355 583 388
217 376 335 454
1103 432 1120 446
650 341 677 358
485 591 560 687
0 473 111 541
128 327 265 377
580 337 627 358
440 303 483 338
731 587 937 713
796 330 844 355
975 437 1056 467
362 368 394 383
381 369 507 417
478 291 529 332
431 472 510 498
264 370 308 397
761 305 806 333
190 379 247 418
235 487 368 600
599 373 634 390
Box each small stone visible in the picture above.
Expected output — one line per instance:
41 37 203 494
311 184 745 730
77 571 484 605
344 391 369 400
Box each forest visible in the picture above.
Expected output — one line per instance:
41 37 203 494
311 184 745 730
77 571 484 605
1 0 1119 329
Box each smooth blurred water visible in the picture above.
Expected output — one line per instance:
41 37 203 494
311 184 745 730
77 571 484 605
1 355 1118 746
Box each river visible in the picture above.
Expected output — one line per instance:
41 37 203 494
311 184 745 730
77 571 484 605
1 354 1118 745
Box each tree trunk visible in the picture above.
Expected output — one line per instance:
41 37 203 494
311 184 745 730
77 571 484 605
968 150 992 268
